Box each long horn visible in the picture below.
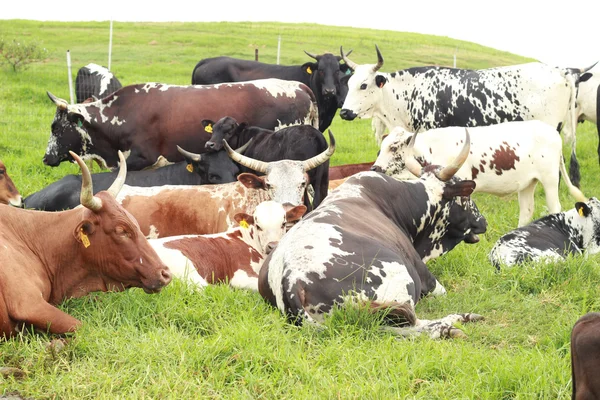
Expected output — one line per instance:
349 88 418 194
436 128 471 182
47 91 68 110
177 145 201 162
404 132 423 177
235 139 252 154
303 130 336 171
373 44 384 73
224 140 269 173
581 61 598 73
304 50 318 60
106 150 127 198
340 46 358 70
71 151 103 211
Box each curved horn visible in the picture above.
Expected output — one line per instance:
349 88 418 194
70 151 103 211
303 130 336 171
224 140 269 174
106 151 127 198
177 145 201 162
47 91 68 110
340 46 358 70
373 44 384 73
581 61 598 73
304 50 318 60
404 132 423 177
235 139 252 154
436 128 471 182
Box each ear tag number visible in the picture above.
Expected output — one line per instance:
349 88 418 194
80 230 91 248
186 164 194 173
579 207 585 217
239 220 249 229
306 66 312 74
205 124 213 133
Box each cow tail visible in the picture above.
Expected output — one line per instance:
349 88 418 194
563 72 582 188
369 301 417 327
559 153 588 202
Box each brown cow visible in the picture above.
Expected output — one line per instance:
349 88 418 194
571 312 600 399
0 151 171 338
328 161 374 180
0 160 22 207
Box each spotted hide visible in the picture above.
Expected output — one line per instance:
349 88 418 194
489 198 600 268
75 63 122 103
571 312 600 400
258 132 488 339
372 120 587 227
340 46 594 188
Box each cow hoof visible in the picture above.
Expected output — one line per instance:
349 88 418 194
0 366 27 379
448 327 468 339
463 313 484 323
46 338 68 356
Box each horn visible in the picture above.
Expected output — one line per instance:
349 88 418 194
436 128 471 182
106 150 127 198
304 50 318 60
224 140 269 173
340 46 358 70
47 91 68 110
70 151 103 211
177 145 201 162
303 130 336 171
404 132 423 177
581 61 598 73
373 44 384 73
235 139 252 154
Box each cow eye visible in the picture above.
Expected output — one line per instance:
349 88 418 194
0 169 5 175
115 226 131 238
360 83 368 90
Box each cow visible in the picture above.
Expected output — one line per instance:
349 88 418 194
372 121 588 227
328 161 374 180
573 69 600 162
75 63 122 103
24 144 248 211
202 117 331 209
0 151 172 338
571 312 600 400
258 131 489 339
488 198 600 268
191 50 352 132
339 45 593 188
0 160 22 207
45 79 319 171
116 135 335 238
150 201 306 291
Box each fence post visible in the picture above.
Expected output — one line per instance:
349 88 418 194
255 48 259 61
108 19 113 71
277 35 281 65
66 50 74 104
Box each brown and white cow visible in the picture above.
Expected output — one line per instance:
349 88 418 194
571 312 600 399
0 160 22 207
328 161 374 181
149 201 306 291
372 120 588 227
0 151 171 338
116 136 335 238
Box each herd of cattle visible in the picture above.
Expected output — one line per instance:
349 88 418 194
2 44 600 395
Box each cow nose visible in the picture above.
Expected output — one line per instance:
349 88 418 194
323 88 335 97
160 268 172 285
339 109 356 120
370 165 383 173
205 141 215 150
266 241 278 255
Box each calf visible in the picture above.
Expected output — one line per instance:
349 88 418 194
259 131 488 338
372 120 587 226
0 151 171 338
489 198 600 268
0 160 22 207
571 312 600 400
150 201 306 291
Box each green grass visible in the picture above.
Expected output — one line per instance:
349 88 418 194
0 20 597 399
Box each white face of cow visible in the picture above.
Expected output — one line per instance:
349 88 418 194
340 64 386 121
577 197 600 254
372 128 417 180
264 161 309 206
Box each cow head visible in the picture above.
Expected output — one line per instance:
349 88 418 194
371 127 418 180
44 91 92 167
0 160 22 208
234 201 307 255
72 150 171 293
203 116 248 152
574 197 600 255
177 142 251 184
303 50 353 100
339 45 386 122
226 130 336 206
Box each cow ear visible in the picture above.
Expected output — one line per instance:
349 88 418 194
340 64 352 75
67 112 84 126
375 75 387 89
201 120 214 134
286 205 307 223
301 62 318 75
234 213 254 228
73 220 96 246
237 173 265 189
576 202 591 217
443 180 476 199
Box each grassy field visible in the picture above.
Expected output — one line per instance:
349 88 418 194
1 20 599 399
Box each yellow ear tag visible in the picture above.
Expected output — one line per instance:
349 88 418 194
80 230 91 248
205 124 213 134
579 207 585 217
307 66 312 74
239 220 249 229
186 164 194 173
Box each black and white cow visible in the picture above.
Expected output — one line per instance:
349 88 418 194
75 63 122 103
258 131 488 339
489 198 600 268
573 68 600 161
339 45 591 187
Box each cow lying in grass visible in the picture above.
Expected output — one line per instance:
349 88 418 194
0 159 22 207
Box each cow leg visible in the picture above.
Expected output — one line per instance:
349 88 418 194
540 173 561 215
517 182 537 227
10 300 82 334
569 147 581 189
382 313 483 339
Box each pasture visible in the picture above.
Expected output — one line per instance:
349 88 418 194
1 19 599 399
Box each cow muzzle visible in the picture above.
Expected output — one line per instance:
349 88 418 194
42 153 63 167
142 267 172 293
204 141 222 151
370 165 384 173
339 109 357 121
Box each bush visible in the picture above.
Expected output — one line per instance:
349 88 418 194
0 37 48 72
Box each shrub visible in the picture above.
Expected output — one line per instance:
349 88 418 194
0 37 48 72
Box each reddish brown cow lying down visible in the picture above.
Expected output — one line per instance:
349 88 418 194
571 312 600 399
0 159 22 207
0 151 171 338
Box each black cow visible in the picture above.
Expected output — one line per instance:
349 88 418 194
75 63 123 103
258 131 488 339
571 312 600 400
45 79 318 171
25 147 242 211
191 50 352 132
201 116 330 210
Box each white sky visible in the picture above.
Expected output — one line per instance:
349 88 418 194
4 0 599 69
